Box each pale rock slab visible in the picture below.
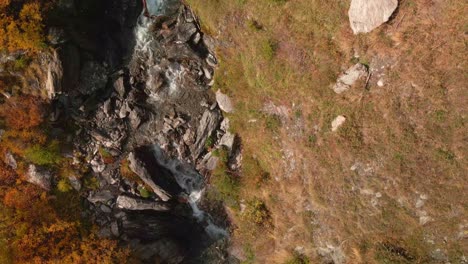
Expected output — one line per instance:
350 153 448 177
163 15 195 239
332 115 346 132
349 0 398 34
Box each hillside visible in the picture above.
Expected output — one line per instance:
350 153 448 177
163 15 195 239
187 0 467 263
0 0 466 263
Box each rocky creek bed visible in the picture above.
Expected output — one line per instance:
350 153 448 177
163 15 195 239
31 0 241 262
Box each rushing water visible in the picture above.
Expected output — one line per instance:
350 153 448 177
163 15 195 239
145 0 180 17
133 1 228 241
152 146 228 240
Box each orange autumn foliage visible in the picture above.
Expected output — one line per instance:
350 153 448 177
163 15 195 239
0 95 44 130
0 160 16 185
0 1 45 52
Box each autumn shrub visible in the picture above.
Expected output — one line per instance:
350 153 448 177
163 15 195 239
0 160 17 185
25 141 62 166
0 2 46 52
242 198 272 228
57 178 73 192
0 95 44 130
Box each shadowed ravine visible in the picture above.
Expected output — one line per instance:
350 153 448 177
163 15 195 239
47 0 235 262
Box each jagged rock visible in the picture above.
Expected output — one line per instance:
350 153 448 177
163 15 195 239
192 109 221 159
128 106 145 129
128 152 172 201
215 90 234 113
114 76 126 97
4 151 17 170
332 63 368 94
87 190 115 204
348 0 398 34
26 164 52 191
116 195 171 211
332 115 346 132
91 156 106 173
77 61 107 95
178 22 198 43
46 49 63 99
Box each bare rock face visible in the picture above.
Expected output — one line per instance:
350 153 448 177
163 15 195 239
45 49 63 99
348 0 398 34
26 164 52 191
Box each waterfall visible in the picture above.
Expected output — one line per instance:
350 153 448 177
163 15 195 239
132 0 228 242
152 146 228 240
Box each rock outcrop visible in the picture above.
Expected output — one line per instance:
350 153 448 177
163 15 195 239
348 0 398 34
332 63 368 94
26 164 52 191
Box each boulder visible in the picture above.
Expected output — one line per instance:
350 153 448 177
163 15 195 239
116 195 170 211
88 190 115 204
26 165 52 191
215 90 234 113
332 63 368 94
128 152 172 201
348 0 398 34
192 109 221 159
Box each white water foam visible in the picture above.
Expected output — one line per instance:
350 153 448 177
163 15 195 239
152 146 228 240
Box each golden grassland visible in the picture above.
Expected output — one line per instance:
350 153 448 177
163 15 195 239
188 0 467 263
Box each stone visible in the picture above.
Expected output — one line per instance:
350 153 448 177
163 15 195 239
192 109 221 159
116 195 171 211
26 164 52 191
4 151 17 170
128 152 172 201
219 131 235 150
332 63 368 94
87 190 114 204
68 175 82 191
317 245 346 264
377 79 384 87
215 90 234 113
110 221 120 237
114 76 126 97
349 0 398 34
331 116 346 132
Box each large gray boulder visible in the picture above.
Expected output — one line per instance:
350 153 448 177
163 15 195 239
116 195 170 211
191 109 221 159
26 165 52 191
349 0 398 34
215 90 234 113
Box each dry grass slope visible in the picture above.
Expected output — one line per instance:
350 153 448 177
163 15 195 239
188 0 467 263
